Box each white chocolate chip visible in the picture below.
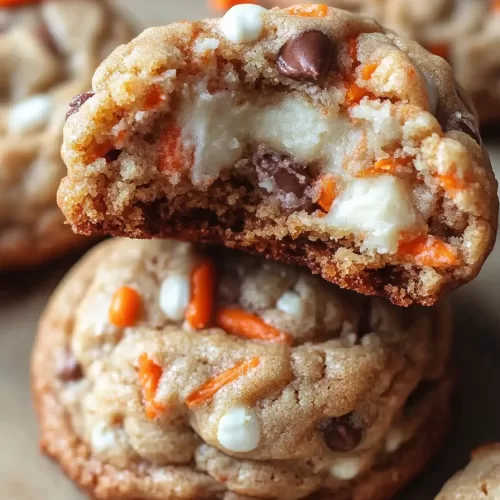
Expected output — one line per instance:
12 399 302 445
217 406 261 453
91 422 119 454
385 427 405 453
194 38 220 54
330 456 363 480
8 94 53 134
159 275 191 322
276 291 304 317
219 4 267 44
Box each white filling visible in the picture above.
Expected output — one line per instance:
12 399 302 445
327 176 423 254
330 456 363 480
219 5 267 44
276 291 305 317
177 90 425 253
159 275 191 322
217 406 261 453
8 94 53 134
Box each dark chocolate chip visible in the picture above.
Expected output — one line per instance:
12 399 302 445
253 145 312 210
104 149 122 163
58 350 83 382
319 413 363 452
277 31 334 81
66 92 95 121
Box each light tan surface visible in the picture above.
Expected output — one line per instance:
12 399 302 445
0 1 499 499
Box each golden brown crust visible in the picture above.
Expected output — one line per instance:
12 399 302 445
32 239 453 499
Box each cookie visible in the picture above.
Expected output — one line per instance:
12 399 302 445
0 0 134 269
33 238 453 499
261 1 500 124
58 5 498 306
436 443 500 499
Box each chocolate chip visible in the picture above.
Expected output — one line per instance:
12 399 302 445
319 413 363 452
104 149 122 163
66 92 95 121
58 350 83 382
253 145 312 210
277 31 334 81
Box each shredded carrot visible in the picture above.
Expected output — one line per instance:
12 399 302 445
361 63 378 80
138 353 166 420
109 286 142 327
216 307 292 345
285 4 329 17
426 43 449 61
209 0 256 10
438 173 466 191
144 86 165 109
185 258 216 329
345 81 369 106
348 38 358 64
158 124 193 173
317 176 337 212
356 157 414 178
398 235 459 268
186 357 260 408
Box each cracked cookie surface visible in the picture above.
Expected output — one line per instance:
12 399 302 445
33 238 453 499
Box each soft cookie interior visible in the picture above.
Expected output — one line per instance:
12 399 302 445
59 4 498 305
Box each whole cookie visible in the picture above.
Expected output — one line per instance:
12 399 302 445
33 238 453 499
261 0 500 124
436 444 500 499
58 5 498 306
0 0 134 269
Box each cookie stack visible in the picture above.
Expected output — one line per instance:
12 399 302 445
0 0 133 269
33 4 497 499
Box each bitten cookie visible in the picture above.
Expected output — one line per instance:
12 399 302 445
227 1 500 124
58 4 498 306
0 0 133 269
33 238 453 499
436 444 500 499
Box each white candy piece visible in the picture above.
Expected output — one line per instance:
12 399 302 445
330 456 363 480
276 291 304 317
385 427 405 453
217 406 261 453
159 274 191 321
8 94 53 134
91 422 119 454
219 4 267 44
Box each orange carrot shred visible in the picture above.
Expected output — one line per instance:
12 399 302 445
185 258 216 330
285 4 329 17
144 86 165 109
317 176 337 212
426 43 449 61
186 357 260 408
138 353 166 420
209 0 256 10
361 63 378 80
158 124 193 173
438 173 466 191
216 307 292 345
109 286 142 327
345 81 368 106
356 157 414 178
398 235 459 268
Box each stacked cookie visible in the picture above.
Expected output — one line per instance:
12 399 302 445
0 0 133 269
33 4 497 499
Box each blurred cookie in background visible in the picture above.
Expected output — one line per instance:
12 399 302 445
0 0 134 270
436 443 500 499
210 0 500 125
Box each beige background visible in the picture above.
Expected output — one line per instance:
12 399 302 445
1 1 500 498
